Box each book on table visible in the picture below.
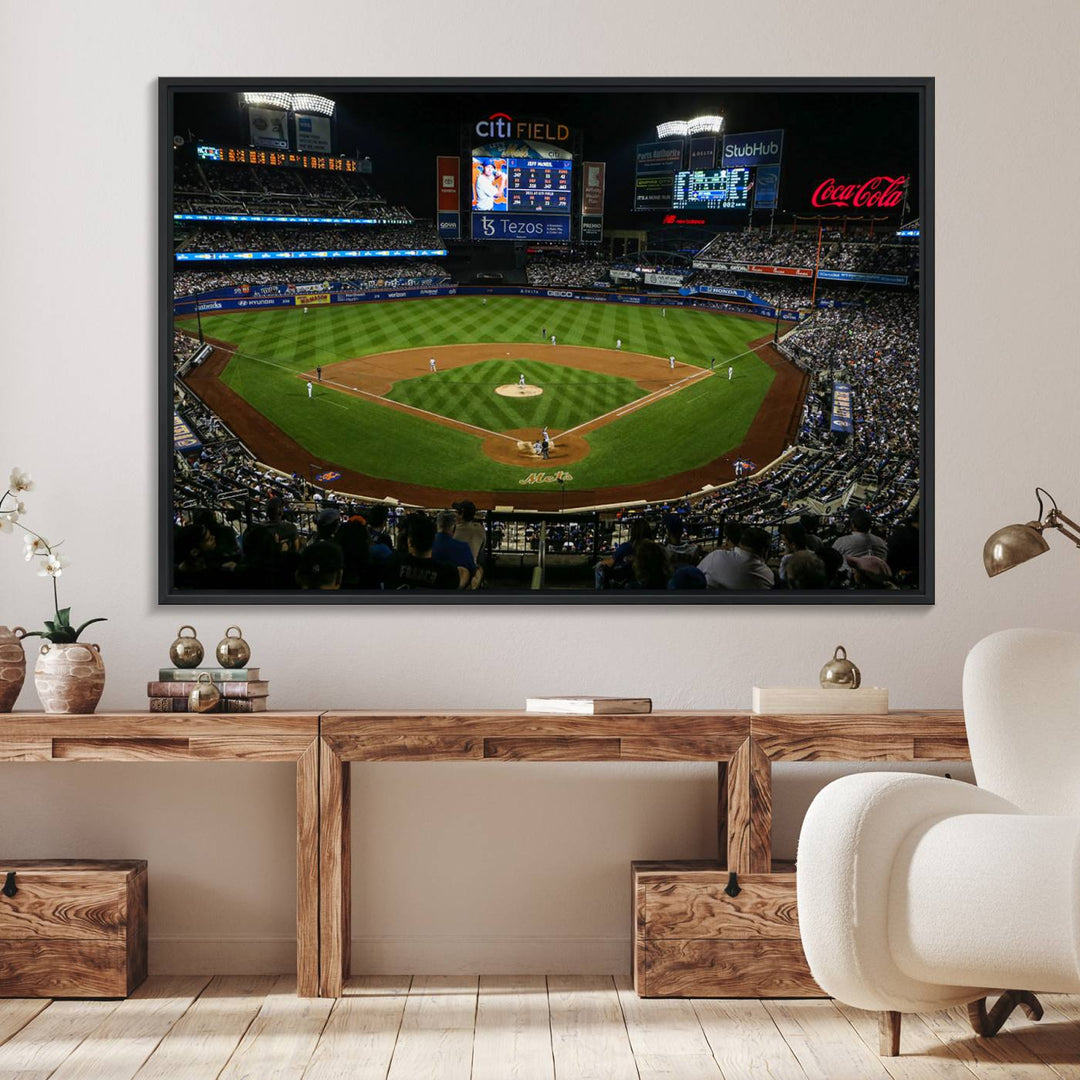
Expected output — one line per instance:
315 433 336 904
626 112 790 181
147 680 269 699
524 696 652 715
147 696 268 713
158 668 261 681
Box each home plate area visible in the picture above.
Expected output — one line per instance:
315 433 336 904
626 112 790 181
308 342 707 471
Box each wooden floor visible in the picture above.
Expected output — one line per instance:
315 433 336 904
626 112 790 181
2 975 1079 1080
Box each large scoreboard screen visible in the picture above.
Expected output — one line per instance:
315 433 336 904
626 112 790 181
196 145 361 173
472 156 572 214
672 167 751 210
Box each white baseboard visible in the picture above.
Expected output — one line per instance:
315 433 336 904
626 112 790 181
352 935 630 975
149 937 297 975
148 935 630 975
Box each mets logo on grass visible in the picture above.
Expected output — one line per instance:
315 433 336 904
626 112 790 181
519 471 573 486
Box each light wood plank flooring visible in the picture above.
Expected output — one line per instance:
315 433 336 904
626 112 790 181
1 975 1078 1080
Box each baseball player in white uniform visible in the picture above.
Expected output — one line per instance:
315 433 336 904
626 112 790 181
550 334 556 346
519 373 526 388
728 365 734 381
306 381 313 399
429 357 437 373
669 355 675 371
616 338 622 350
661 307 666 318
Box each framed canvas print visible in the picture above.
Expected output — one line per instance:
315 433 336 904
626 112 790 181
160 77 932 605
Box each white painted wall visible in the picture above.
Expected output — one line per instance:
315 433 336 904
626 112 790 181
2 0 1078 974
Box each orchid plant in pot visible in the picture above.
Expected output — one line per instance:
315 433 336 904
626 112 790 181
1 468 108 714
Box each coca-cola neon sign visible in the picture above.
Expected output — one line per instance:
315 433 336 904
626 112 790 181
811 175 907 209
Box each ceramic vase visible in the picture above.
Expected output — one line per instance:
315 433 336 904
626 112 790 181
34 642 106 714
0 626 27 713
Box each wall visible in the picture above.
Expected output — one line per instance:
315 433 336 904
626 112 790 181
2 0 1078 974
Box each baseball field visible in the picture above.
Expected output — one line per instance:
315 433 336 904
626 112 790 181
178 294 807 509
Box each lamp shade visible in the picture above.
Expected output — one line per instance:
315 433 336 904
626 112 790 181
983 522 1050 577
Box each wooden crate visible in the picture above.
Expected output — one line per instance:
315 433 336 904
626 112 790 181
632 860 822 998
0 859 148 998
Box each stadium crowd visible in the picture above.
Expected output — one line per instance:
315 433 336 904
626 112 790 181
526 252 612 287
175 223 442 253
695 228 918 275
173 263 450 298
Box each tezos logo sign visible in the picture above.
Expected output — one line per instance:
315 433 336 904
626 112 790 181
811 175 907 209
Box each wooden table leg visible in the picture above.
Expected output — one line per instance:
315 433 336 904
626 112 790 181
726 738 772 874
319 738 351 997
296 738 320 997
717 761 728 869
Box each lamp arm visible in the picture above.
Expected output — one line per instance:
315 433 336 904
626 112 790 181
1047 509 1080 548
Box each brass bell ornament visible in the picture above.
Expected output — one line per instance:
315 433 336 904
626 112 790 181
169 625 204 669
187 672 221 713
820 645 861 689
215 626 251 669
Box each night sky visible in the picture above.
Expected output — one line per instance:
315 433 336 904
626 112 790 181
172 86 921 230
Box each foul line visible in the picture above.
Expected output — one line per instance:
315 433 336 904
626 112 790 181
559 334 784 438
205 341 517 443
304 373 519 443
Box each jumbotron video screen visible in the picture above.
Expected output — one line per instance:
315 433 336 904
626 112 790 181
164 80 930 602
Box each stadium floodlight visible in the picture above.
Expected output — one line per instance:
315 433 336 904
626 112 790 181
242 92 293 111
656 120 689 139
687 115 724 135
290 93 336 117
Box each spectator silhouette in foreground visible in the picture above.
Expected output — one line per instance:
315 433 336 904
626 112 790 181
452 500 486 564
832 507 888 560
296 541 344 590
386 512 468 590
697 526 775 589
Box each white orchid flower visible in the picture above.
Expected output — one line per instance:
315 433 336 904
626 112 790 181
8 469 34 493
38 553 69 578
23 534 49 560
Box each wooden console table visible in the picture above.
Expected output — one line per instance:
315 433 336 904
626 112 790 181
2 708 971 999
318 709 969 998
0 712 321 997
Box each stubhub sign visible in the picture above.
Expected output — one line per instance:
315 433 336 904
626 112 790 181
721 129 784 168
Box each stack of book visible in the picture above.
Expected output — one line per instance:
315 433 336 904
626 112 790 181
147 668 269 713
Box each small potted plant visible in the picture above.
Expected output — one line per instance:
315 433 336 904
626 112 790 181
1 468 107 714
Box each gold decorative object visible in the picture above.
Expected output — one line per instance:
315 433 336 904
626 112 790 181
0 626 27 713
34 642 106 714
215 626 251 669
820 645 861 689
187 672 221 713
984 488 1080 577
168 625 204 668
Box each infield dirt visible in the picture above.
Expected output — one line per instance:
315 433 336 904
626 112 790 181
183 334 807 510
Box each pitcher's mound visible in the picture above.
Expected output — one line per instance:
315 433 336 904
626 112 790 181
496 384 543 398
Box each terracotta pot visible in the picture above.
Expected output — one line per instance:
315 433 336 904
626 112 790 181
0 626 27 713
34 642 106 715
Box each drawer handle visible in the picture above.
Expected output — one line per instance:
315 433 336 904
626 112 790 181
724 871 741 898
2 871 15 898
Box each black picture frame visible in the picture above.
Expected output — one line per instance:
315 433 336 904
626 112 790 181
159 76 933 606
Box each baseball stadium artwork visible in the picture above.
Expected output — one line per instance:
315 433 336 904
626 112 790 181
161 79 932 603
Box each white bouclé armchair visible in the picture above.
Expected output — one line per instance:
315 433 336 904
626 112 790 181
797 628 1080 1055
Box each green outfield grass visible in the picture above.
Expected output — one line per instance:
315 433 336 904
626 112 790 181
176 295 775 495
386 358 645 433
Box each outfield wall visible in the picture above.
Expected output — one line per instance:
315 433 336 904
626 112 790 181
173 284 805 322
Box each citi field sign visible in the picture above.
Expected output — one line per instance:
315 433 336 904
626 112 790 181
475 113 570 143
811 175 907 209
